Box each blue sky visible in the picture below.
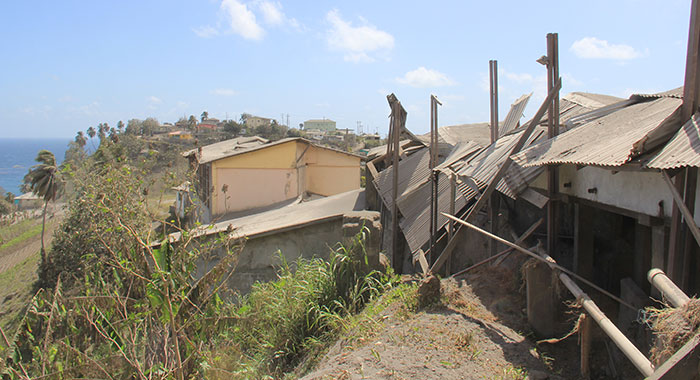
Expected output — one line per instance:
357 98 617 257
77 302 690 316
0 0 692 139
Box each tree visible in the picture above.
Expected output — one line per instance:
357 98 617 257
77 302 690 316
87 126 96 139
142 117 159 136
24 150 62 263
117 120 125 133
187 115 197 131
223 120 242 136
287 128 301 137
201 111 208 122
75 131 87 148
126 119 142 135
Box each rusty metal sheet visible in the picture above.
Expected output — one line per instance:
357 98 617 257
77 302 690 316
647 113 700 169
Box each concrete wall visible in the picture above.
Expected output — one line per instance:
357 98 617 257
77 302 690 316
529 164 673 219
211 141 298 215
196 218 344 297
305 145 361 196
214 168 298 213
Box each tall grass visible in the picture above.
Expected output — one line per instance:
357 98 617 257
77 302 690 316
203 228 397 378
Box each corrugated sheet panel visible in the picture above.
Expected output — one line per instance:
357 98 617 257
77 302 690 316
631 87 683 100
647 113 700 169
499 93 532 137
511 96 683 168
374 148 430 206
397 171 468 253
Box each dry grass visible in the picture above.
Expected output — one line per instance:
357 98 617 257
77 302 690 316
646 298 700 365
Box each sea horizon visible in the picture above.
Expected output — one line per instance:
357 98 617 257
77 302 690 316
0 137 71 196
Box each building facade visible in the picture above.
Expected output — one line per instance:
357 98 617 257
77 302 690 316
304 119 336 132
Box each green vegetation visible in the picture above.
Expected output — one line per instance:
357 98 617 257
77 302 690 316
0 136 396 380
0 223 42 252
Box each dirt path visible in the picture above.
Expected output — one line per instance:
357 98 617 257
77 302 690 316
301 276 566 380
0 216 61 274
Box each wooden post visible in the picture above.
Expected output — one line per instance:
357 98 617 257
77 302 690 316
669 0 700 287
489 60 500 258
429 95 442 264
387 94 407 273
635 222 652 294
546 33 561 259
447 172 456 274
580 313 592 379
573 203 594 279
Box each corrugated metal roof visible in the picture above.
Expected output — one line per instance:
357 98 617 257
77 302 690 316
512 96 683 168
499 93 532 137
373 148 430 206
455 128 546 199
183 136 269 163
184 136 363 164
431 123 492 147
631 87 683 100
397 171 468 253
647 113 700 169
166 189 364 242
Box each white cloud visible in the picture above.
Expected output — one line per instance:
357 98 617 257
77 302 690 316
192 26 219 38
220 0 264 40
211 88 237 96
396 67 455 88
258 1 283 25
570 37 645 60
148 96 162 104
325 9 394 62
194 0 301 40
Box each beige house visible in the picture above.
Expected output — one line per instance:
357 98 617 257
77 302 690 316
184 137 362 218
245 116 274 129
304 119 336 132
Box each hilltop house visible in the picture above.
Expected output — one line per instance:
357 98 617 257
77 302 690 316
304 118 336 132
183 136 362 221
244 115 274 129
198 118 221 131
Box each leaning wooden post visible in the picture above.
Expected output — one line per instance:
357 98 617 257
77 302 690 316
387 94 407 273
443 213 655 377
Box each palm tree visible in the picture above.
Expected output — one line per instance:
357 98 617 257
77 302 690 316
24 150 62 263
75 131 87 148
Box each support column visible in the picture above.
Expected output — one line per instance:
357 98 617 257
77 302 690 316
634 222 652 294
651 224 668 299
574 203 594 279
526 260 556 337
546 33 561 259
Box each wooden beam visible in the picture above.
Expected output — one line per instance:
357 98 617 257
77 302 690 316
387 94 407 274
489 60 500 259
452 217 544 277
580 313 592 378
546 32 561 259
430 78 562 273
443 212 654 376
662 171 700 249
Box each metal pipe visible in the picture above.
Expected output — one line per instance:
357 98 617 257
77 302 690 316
441 212 655 377
648 268 691 308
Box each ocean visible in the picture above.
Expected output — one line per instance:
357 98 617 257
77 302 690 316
0 138 71 195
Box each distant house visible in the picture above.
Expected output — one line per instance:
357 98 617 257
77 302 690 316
304 118 336 132
198 118 220 131
245 116 274 129
304 129 325 140
168 130 193 140
183 136 362 220
14 192 42 210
